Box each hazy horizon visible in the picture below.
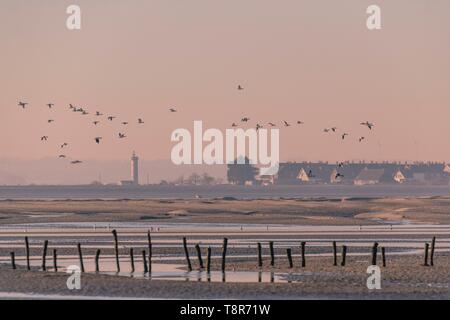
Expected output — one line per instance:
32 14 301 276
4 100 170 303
2 1 450 184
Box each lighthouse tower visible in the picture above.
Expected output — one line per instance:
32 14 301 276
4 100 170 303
131 151 139 185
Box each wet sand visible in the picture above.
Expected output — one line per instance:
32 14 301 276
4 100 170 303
1 197 450 299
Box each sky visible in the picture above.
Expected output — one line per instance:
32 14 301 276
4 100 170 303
1 1 450 184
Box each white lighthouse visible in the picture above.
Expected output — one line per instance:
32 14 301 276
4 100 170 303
131 151 139 185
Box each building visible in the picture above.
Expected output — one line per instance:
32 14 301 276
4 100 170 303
121 151 140 186
131 151 139 185
354 168 385 185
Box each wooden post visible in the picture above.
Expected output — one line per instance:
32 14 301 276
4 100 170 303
206 246 212 273
10 252 16 270
142 250 148 273
301 241 306 267
183 237 192 271
257 242 263 268
221 238 228 273
381 247 386 267
269 241 275 267
341 245 347 266
147 230 152 273
195 244 204 269
424 243 429 267
112 229 120 272
95 249 101 272
371 242 379 266
286 248 293 268
53 249 58 272
332 241 337 266
430 237 436 267
41 240 48 271
77 243 85 273
25 236 30 271
130 248 135 273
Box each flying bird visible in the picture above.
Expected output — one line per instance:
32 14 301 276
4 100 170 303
118 133 127 139
283 121 290 127
48 119 54 123
297 121 304 125
359 137 365 143
323 128 330 133
241 117 250 122
61 143 68 148
107 116 116 121
95 137 102 144
18 102 28 109
338 162 345 168
341 133 349 140
268 122 276 127
138 118 144 124
93 121 100 126
238 85 244 90
95 111 103 116
231 123 238 127
71 160 82 164
335 173 344 179
58 155 66 158
331 127 337 132
361 121 374 130
41 136 48 141
169 108 177 113
122 122 128 126
47 103 54 109
256 124 263 131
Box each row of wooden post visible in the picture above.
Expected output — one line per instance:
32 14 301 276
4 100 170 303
9 233 437 272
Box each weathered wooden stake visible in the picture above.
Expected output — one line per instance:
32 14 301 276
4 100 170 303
381 247 386 267
10 252 16 270
77 243 85 273
269 241 275 266
130 248 135 273
301 241 306 267
112 229 120 272
142 250 148 273
147 230 152 273
287 248 293 268
183 237 192 271
341 245 347 266
371 242 379 266
95 249 101 272
53 249 58 272
195 243 204 269
41 240 48 271
25 236 30 271
332 241 337 266
430 237 436 267
206 246 212 273
424 243 429 267
257 242 263 267
221 238 228 273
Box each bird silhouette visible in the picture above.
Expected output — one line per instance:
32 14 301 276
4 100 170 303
95 111 103 116
47 103 54 109
359 137 365 142
335 173 344 179
93 121 100 126
338 162 345 168
58 155 66 158
169 108 177 113
71 160 82 164
342 133 349 140
256 124 263 131
18 102 28 109
331 127 337 132
268 122 276 127
297 121 304 125
122 122 128 125
41 136 48 141
323 128 330 133
241 117 250 122
95 137 102 144
138 118 144 124
283 121 290 127
118 133 126 139
238 85 244 90
61 143 68 148
107 116 115 121
231 123 238 127
48 119 54 123
360 121 374 130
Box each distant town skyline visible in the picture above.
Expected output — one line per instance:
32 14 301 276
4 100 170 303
1 1 450 184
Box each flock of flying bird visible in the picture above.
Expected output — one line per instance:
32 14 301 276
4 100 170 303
17 85 375 179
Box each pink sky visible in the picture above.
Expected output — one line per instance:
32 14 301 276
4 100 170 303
1 1 450 184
